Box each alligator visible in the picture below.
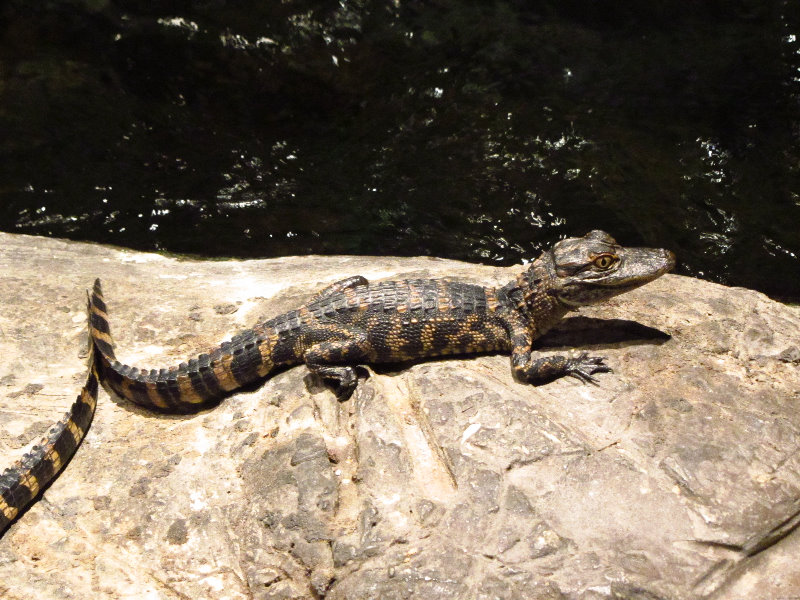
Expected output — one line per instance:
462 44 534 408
88 230 675 412
0 230 673 538
0 315 100 537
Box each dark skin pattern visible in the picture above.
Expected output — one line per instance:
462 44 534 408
89 230 675 413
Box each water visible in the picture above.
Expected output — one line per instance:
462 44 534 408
1 1 799 299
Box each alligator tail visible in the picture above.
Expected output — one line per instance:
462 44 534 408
88 279 276 412
0 307 100 537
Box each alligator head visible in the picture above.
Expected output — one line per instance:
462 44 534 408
540 230 675 307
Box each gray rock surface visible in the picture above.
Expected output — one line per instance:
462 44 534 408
0 231 799 600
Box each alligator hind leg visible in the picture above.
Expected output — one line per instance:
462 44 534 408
303 332 375 399
308 276 368 303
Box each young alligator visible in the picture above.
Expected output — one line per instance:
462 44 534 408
0 306 100 537
89 231 675 412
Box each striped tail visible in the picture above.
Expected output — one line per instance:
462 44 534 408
88 279 275 412
0 311 99 537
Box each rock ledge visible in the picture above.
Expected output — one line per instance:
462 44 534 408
1 232 799 600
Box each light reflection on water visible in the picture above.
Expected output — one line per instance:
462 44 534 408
0 2 798 299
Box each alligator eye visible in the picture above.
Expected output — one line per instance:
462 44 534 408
592 254 617 270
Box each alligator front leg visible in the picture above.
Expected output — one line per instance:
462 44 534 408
303 331 375 399
513 351 611 384
506 316 611 385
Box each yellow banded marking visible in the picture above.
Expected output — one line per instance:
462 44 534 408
135 378 163 408
90 302 107 315
144 381 171 409
91 329 114 347
45 448 63 473
175 374 206 404
67 418 84 445
90 306 112 331
90 303 107 315
292 337 307 360
437 286 452 311
420 322 436 353
213 354 240 392
485 288 501 313
20 473 40 497
257 340 274 376
0 497 19 521
120 377 167 409
408 285 423 311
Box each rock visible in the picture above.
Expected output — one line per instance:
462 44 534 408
0 231 799 599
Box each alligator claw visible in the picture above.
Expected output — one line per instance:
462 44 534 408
328 366 359 401
566 352 612 384
333 378 358 401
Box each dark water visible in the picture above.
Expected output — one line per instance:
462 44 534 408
1 1 799 299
